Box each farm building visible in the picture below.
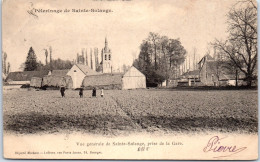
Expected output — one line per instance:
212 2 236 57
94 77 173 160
198 54 246 86
67 64 100 89
29 70 73 88
42 75 73 88
82 66 146 90
122 66 146 89
178 70 201 86
6 71 49 85
48 69 69 76
30 77 43 88
82 74 123 89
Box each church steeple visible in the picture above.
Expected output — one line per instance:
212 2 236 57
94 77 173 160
102 37 112 73
105 37 108 49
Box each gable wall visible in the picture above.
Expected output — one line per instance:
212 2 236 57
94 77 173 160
67 65 86 88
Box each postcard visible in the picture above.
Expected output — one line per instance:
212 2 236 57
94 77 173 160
2 0 258 160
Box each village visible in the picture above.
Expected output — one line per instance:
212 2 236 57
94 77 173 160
3 36 256 91
2 0 257 152
3 38 147 90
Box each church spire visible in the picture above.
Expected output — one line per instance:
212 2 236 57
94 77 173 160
105 37 108 48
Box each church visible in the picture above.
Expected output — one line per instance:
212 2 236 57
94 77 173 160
8 37 146 90
66 37 115 89
74 37 113 74
67 37 146 89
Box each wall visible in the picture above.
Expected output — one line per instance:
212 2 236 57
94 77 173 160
122 67 146 89
67 65 86 89
7 81 30 85
122 76 146 89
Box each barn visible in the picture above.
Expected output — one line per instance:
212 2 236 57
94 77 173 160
82 66 146 90
30 77 43 88
67 64 100 89
122 66 146 89
82 74 123 90
6 71 49 85
42 75 73 88
29 70 73 88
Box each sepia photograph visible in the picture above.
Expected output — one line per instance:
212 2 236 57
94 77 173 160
2 0 258 160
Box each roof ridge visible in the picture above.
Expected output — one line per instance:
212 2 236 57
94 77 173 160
75 64 87 75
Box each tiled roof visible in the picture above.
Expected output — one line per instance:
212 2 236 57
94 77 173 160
6 71 49 81
82 74 123 87
50 69 70 76
76 64 100 75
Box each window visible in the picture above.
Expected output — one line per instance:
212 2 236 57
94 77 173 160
109 54 111 60
105 55 107 60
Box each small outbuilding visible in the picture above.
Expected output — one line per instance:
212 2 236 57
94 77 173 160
122 66 146 89
42 75 73 88
6 71 49 85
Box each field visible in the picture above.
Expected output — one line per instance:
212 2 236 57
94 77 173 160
3 88 258 135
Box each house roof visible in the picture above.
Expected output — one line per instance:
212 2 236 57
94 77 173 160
198 54 214 64
6 70 49 81
123 66 145 77
50 69 70 76
183 70 200 76
82 73 123 87
75 64 100 75
205 61 245 80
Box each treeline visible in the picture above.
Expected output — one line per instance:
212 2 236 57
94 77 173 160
133 32 186 86
22 47 73 71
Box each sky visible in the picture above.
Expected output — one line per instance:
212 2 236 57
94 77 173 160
2 0 238 72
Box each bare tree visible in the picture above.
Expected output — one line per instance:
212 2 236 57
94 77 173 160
3 52 7 74
85 48 88 66
213 0 257 86
7 62 10 74
49 46 53 70
44 49 48 65
90 48 93 69
148 32 160 70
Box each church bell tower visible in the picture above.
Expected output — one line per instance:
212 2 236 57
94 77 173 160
101 37 112 73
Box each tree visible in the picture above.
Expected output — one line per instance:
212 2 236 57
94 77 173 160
85 48 88 66
51 58 73 70
2 52 7 74
90 48 93 69
7 62 10 74
134 33 187 87
24 47 38 71
44 49 48 65
213 0 257 86
49 46 53 70
148 32 160 70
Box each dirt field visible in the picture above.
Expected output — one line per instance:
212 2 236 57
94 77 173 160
3 88 258 135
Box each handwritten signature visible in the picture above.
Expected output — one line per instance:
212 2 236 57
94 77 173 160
203 136 247 158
